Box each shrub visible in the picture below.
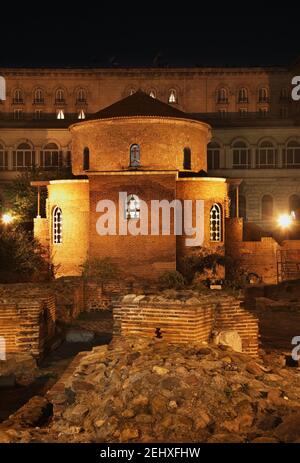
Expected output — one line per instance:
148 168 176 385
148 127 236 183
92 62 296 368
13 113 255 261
81 257 120 292
160 270 185 289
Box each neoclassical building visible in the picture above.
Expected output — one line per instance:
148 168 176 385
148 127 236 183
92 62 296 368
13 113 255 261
1 63 300 233
32 92 228 279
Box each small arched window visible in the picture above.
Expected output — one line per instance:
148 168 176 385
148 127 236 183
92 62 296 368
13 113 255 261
53 206 62 244
13 142 35 170
261 195 273 220
289 194 300 220
256 141 276 168
129 88 136 96
217 88 228 103
183 147 191 170
77 88 86 103
83 147 90 170
40 143 60 169
130 144 140 167
168 89 177 104
258 87 269 103
284 140 300 167
0 143 8 170
13 89 23 104
232 141 250 169
55 89 65 104
210 203 222 242
207 141 220 169
238 88 248 103
149 89 156 98
126 194 140 219
34 88 44 104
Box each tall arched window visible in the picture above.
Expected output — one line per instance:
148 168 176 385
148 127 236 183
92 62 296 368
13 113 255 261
53 206 62 244
83 147 90 170
261 195 273 220
284 140 300 167
289 194 300 220
256 141 276 168
40 143 60 169
207 141 220 169
168 89 177 104
238 88 248 103
217 88 228 103
126 194 140 219
258 87 269 103
55 89 65 104
210 204 222 242
13 142 35 170
130 144 140 167
232 141 250 169
183 147 191 170
77 88 86 103
149 89 156 99
34 89 44 104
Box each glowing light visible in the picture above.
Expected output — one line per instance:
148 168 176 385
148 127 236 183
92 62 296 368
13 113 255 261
277 214 292 228
2 213 14 225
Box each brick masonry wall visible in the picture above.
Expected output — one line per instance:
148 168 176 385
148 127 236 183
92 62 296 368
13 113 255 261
113 296 259 357
0 285 56 358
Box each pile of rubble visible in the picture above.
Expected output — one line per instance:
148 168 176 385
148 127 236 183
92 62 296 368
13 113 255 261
1 337 300 443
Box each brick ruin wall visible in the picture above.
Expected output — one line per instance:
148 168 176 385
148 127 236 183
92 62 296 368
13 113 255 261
0 285 56 358
114 296 259 357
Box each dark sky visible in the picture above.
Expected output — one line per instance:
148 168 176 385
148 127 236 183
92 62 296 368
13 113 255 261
1 9 300 68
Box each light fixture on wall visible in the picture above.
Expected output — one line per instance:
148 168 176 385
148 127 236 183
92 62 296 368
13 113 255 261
277 213 293 229
2 213 14 225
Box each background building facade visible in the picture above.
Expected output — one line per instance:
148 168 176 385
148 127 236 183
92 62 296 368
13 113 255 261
0 64 300 232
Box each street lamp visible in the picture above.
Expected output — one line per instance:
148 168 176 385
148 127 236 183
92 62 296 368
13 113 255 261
2 213 14 225
277 213 293 229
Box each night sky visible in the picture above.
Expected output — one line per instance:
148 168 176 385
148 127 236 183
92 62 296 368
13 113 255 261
1 9 300 68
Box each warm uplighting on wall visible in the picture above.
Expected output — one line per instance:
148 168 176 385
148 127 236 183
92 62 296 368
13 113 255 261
277 213 293 228
2 213 14 225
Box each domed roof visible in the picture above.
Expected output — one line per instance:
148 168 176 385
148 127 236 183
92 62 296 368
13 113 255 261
89 90 191 120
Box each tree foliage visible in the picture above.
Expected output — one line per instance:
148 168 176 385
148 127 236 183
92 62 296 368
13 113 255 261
0 227 51 282
81 257 120 292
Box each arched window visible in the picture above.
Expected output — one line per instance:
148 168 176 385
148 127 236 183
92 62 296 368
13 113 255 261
238 88 248 103
207 141 220 169
239 194 247 220
217 88 228 103
56 109 64 119
289 194 300 220
261 195 273 220
13 142 35 170
83 147 90 170
130 144 140 167
168 89 177 104
13 89 23 104
258 87 269 103
77 88 86 103
149 89 156 98
78 109 86 119
55 89 65 104
53 206 62 244
280 87 289 100
210 203 222 242
40 143 60 169
0 143 8 170
126 194 140 219
284 140 300 167
256 141 276 168
34 89 44 104
183 147 191 170
129 88 136 96
232 141 250 169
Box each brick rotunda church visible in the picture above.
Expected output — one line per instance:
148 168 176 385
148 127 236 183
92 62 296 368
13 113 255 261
32 91 231 280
